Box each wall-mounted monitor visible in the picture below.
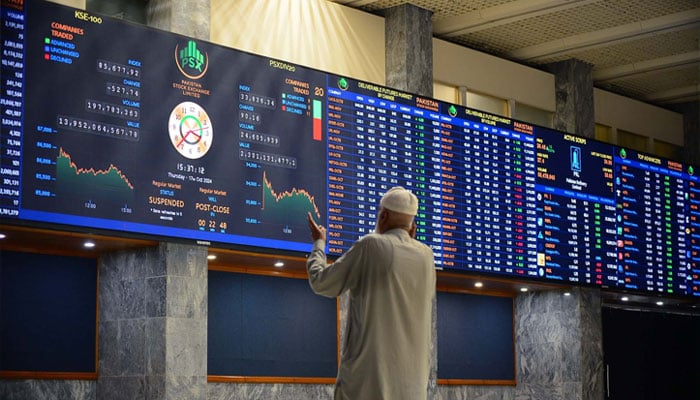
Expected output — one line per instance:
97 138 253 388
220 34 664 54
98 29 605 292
1 1 698 297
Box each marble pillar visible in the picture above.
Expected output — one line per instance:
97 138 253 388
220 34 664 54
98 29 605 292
146 0 210 40
514 288 604 400
545 59 595 138
86 0 147 24
677 101 700 165
97 243 208 400
385 4 434 98
384 4 437 399
57 3 211 399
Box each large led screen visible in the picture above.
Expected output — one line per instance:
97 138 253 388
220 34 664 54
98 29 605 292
1 1 698 297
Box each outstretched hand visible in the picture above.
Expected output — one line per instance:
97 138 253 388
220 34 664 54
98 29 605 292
307 212 327 242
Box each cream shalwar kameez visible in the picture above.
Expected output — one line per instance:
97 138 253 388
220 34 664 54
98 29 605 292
307 228 436 400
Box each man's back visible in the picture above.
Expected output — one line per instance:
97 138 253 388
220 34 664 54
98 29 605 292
306 186 436 400
308 229 435 400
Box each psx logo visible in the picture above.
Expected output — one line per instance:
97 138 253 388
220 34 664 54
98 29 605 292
175 40 208 79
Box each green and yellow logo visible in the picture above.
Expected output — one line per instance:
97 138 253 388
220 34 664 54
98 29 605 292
175 40 208 79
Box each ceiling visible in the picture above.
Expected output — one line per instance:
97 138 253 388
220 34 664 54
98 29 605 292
330 0 700 111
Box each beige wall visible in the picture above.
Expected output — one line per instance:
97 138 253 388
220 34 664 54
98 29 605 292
433 82 459 104
48 0 85 8
210 0 385 85
594 88 684 145
433 38 556 113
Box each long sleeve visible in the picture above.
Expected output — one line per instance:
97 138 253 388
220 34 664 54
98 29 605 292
322 229 435 400
306 236 370 298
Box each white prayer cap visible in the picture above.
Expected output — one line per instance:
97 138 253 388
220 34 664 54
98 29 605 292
379 186 418 216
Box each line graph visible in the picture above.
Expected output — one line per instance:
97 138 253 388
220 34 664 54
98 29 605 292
56 147 135 203
262 171 321 225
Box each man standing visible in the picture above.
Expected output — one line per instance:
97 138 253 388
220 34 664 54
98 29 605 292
306 186 436 400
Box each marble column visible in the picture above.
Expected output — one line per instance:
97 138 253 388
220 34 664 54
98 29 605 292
97 243 208 400
383 5 437 399
146 0 210 40
545 59 595 138
86 0 147 24
676 102 700 166
515 287 604 400
385 4 434 98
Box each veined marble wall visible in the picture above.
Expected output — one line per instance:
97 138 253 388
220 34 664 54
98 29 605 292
438 385 515 400
0 376 600 400
0 381 335 399
0 380 96 400
208 383 334 399
97 243 208 400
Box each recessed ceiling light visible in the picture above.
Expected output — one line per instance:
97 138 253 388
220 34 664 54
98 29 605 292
563 292 571 296
520 287 528 292
621 296 629 302
207 254 217 260
0 233 6 239
656 301 664 306
474 282 483 288
83 240 95 248
274 261 285 268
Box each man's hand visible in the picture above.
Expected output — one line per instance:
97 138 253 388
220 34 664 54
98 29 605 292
307 212 327 242
409 221 417 238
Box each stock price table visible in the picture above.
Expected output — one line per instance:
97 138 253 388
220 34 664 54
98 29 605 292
324 77 538 275
614 149 695 295
535 128 617 286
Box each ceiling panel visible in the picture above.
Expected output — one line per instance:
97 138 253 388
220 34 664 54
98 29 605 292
331 0 700 108
611 66 699 98
549 27 700 68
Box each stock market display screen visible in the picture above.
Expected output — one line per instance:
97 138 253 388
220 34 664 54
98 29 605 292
1 1 698 297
